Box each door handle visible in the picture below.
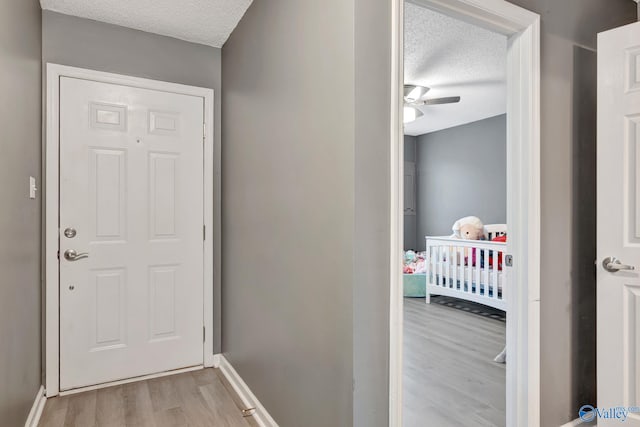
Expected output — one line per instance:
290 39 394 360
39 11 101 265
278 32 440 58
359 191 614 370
64 249 89 261
603 257 635 273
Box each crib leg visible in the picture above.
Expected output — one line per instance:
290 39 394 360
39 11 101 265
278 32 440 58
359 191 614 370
425 290 431 304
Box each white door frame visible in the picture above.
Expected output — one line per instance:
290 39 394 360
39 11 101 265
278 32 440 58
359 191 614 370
44 64 216 397
389 1 541 426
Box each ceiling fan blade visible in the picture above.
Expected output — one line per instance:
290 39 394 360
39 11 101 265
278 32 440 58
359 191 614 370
420 96 461 105
404 85 430 101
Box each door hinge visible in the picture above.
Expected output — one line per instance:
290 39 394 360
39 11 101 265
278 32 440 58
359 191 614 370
505 255 513 267
203 225 206 241
203 123 206 139
57 250 60 260
203 326 206 342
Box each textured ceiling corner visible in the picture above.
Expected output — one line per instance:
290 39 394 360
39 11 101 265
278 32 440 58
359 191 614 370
40 0 253 48
404 3 507 135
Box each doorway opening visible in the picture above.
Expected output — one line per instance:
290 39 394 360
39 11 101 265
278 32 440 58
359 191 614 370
389 1 541 426
402 4 508 425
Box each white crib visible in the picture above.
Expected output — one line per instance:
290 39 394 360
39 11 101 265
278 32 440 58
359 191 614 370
425 224 507 311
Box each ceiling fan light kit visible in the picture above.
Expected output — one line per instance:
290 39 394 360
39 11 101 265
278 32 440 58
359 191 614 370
403 106 424 124
403 84 461 123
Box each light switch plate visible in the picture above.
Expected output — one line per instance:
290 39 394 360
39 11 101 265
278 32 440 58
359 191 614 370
29 176 37 199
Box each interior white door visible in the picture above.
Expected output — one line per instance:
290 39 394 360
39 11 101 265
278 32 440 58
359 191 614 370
597 21 640 427
59 77 205 390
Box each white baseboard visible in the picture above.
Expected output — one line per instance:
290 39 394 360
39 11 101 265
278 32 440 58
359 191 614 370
216 354 278 427
212 353 221 368
24 386 46 427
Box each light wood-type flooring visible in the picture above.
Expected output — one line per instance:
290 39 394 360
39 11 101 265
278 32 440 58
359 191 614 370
403 297 506 427
39 368 258 427
40 299 505 427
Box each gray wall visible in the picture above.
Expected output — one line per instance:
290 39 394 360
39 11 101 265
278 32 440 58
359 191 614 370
502 1 636 424
404 136 418 250
416 115 506 247
222 1 354 426
42 11 221 89
41 10 224 352
353 0 393 424
404 136 417 163
0 0 42 425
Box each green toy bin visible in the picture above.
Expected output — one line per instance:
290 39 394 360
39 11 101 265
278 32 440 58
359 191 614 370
403 273 426 297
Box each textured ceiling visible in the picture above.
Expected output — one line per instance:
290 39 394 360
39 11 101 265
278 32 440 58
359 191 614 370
40 0 253 48
404 2 507 136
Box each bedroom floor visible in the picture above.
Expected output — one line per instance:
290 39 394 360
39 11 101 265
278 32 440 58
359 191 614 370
403 297 506 427
38 368 257 427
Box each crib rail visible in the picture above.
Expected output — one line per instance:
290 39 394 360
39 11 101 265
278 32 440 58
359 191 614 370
425 236 507 311
484 223 507 241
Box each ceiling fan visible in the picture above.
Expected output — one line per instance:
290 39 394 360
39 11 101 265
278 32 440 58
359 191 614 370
403 84 461 123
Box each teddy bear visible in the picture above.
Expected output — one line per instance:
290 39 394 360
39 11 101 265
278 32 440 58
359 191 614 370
449 216 485 264
451 216 485 240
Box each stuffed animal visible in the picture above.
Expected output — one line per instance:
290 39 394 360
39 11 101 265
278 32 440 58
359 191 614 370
404 250 417 264
450 216 485 264
451 216 485 240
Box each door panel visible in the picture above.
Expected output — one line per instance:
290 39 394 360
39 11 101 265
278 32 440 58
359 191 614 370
59 77 204 390
597 22 640 427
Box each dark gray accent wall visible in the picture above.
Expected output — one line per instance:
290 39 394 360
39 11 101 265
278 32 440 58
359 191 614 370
571 45 597 418
404 135 417 163
502 1 636 424
41 10 223 353
404 135 417 250
0 0 42 425
416 115 507 246
222 1 354 426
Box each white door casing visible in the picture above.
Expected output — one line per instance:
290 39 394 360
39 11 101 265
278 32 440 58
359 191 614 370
597 21 640 427
58 76 205 390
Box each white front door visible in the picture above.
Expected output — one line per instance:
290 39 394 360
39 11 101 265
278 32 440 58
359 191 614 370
59 77 205 390
597 21 640 427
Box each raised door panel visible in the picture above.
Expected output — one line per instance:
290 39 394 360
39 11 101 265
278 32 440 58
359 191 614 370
90 149 127 241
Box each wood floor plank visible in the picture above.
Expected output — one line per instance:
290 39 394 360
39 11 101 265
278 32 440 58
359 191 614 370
403 297 506 427
95 385 126 427
172 370 219 426
39 396 69 427
147 376 181 413
211 371 260 426
212 370 246 413
153 407 188 427
122 381 156 427
190 368 219 387
40 369 251 427
62 390 97 427
198 377 250 426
